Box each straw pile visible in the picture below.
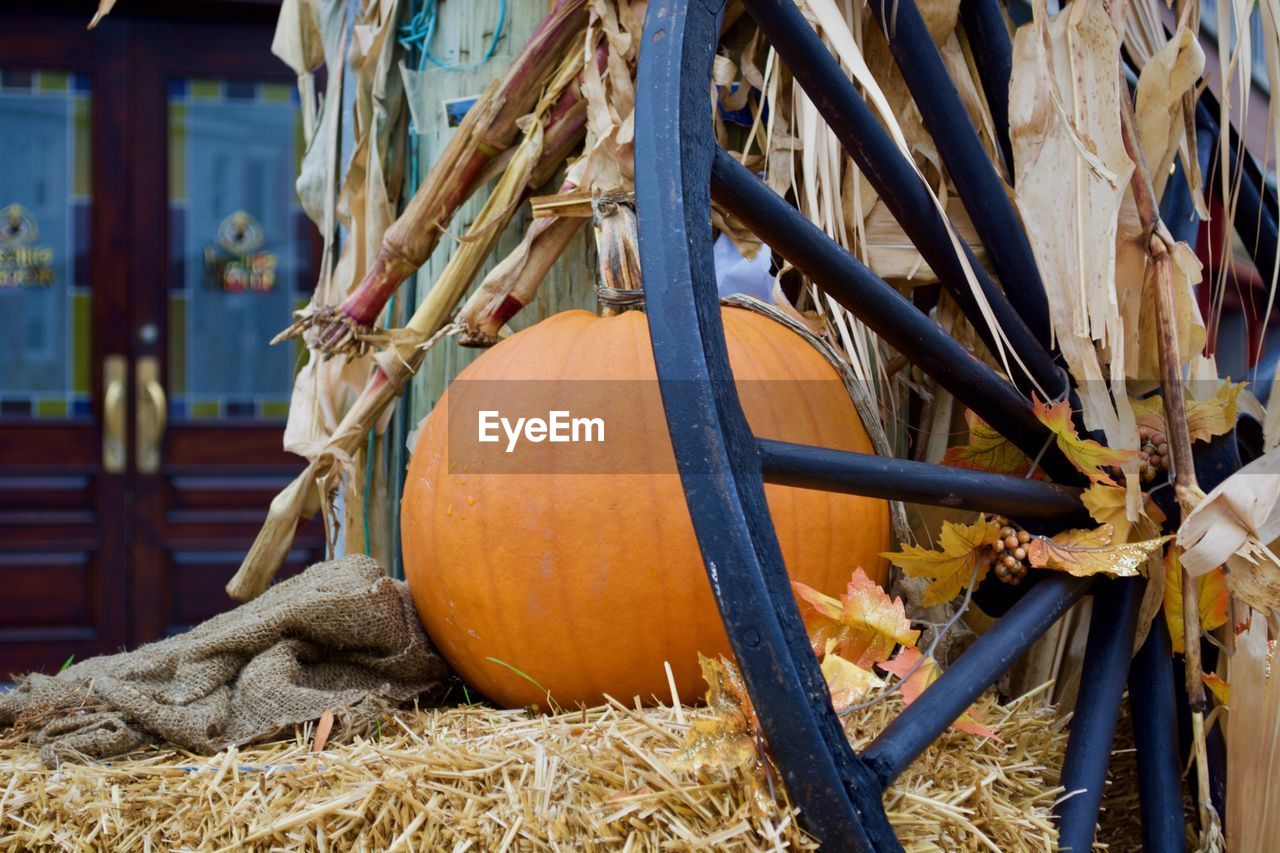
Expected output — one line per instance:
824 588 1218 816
0 690 1075 851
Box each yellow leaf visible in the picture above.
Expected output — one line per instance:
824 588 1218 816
878 647 1000 741
1163 548 1230 654
794 568 920 668
1131 382 1244 444
1025 524 1170 578
941 409 1034 477
1081 483 1166 543
1033 397 1139 486
1203 672 1230 706
669 656 758 774
820 642 885 712
882 516 1004 607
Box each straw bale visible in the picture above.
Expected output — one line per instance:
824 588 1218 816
0 688 1090 851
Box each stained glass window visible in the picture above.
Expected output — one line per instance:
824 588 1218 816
0 69 92 420
167 77 311 421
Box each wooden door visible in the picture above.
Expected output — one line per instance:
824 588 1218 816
127 18 325 643
0 16 131 675
0 6 325 675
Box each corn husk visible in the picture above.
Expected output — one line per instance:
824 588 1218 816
1225 614 1280 851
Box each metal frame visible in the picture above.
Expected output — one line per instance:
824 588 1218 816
635 0 1246 846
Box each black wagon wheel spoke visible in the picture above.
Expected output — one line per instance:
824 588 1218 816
741 0 1063 397
958 0 1017 175
711 151 1080 481
757 439 1086 520
635 1 1205 848
862 0 1053 346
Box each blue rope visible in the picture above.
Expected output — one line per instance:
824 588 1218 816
398 0 507 72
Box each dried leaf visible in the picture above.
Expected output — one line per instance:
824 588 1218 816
312 708 334 753
1033 397 1138 486
1130 382 1243 444
1081 486 1170 650
668 656 758 773
1081 483 1166 543
1011 0 1142 499
1026 524 1169 578
1163 548 1230 653
942 409 1034 477
882 516 1004 607
793 569 920 668
88 0 117 29
820 643 886 712
1203 672 1230 706
1225 615 1280 848
878 648 1001 741
1178 448 1280 615
1134 23 1205 201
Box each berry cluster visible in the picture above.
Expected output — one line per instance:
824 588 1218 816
988 516 1030 585
1137 425 1170 484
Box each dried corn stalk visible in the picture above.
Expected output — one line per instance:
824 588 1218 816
278 0 589 355
231 91 561 600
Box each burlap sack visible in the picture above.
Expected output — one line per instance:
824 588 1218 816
0 555 448 765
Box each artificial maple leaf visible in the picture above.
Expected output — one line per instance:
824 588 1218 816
1202 672 1230 705
1033 396 1139 485
1130 381 1243 443
942 409 1034 477
882 516 1003 607
878 647 1001 741
1163 547 1229 653
821 641 885 711
1081 483 1166 543
793 569 920 667
669 655 758 773
1025 524 1170 578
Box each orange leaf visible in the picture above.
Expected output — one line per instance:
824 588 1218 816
1131 382 1243 444
882 516 1003 607
1163 548 1230 653
878 648 1000 741
942 409 1034 477
820 642 885 711
1033 396 1139 485
794 568 920 668
1025 524 1169 578
1202 672 1230 705
312 708 334 753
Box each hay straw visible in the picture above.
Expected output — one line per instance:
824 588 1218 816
0 690 1080 851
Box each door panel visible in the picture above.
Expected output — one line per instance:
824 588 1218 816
128 20 324 644
166 75 308 423
0 19 130 675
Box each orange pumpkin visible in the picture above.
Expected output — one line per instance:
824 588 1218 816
401 306 890 708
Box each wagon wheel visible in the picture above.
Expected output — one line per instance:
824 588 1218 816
633 1 1237 849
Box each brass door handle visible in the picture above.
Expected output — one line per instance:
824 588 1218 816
102 355 127 473
136 355 167 474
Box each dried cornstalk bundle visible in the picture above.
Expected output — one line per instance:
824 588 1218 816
278 0 590 355
456 0 646 345
0 691 1069 851
229 91 561 600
